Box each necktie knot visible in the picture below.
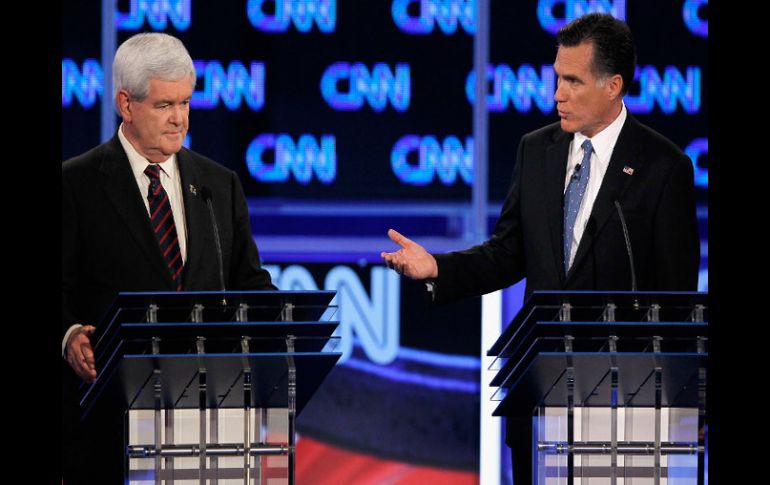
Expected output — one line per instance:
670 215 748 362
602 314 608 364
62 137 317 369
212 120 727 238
144 164 161 182
577 140 593 177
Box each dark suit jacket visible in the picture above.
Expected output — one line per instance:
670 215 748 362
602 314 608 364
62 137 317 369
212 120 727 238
62 134 276 337
433 114 700 303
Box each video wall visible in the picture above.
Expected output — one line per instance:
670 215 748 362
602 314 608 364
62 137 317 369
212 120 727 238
62 1 708 483
62 0 707 204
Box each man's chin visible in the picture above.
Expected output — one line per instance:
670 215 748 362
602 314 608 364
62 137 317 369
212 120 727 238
161 142 183 155
559 120 577 133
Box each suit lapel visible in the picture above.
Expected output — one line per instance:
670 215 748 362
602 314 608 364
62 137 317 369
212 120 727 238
544 130 573 286
568 116 643 280
177 149 207 288
99 135 175 287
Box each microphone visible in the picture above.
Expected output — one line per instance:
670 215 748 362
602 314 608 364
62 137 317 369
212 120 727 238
613 199 639 309
572 163 582 179
200 186 227 306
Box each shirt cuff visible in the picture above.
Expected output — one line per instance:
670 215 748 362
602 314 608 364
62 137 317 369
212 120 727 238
62 324 83 358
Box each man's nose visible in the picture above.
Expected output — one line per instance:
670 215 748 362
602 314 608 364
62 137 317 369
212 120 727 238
168 105 182 124
554 82 567 102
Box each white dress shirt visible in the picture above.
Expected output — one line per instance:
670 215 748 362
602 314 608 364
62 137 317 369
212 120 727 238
118 124 188 264
563 103 627 269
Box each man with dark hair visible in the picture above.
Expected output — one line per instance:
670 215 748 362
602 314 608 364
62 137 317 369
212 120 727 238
382 13 699 484
62 32 276 483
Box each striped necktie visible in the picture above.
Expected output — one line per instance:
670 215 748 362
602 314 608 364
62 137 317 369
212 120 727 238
144 164 184 290
563 139 593 273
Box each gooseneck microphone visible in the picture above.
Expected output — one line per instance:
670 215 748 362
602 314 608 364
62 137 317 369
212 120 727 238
613 199 639 309
200 186 227 306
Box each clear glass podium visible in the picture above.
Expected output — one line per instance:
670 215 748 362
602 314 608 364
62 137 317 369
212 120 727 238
489 291 707 484
78 291 342 484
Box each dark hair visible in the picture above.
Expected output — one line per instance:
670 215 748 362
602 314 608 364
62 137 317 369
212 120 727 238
556 13 636 95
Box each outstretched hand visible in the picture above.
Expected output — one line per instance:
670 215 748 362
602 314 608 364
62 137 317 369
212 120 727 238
380 229 438 280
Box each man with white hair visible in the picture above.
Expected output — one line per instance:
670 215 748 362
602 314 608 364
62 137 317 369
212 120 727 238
62 32 275 483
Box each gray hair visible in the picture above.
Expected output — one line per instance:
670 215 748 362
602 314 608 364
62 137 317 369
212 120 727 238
112 32 196 104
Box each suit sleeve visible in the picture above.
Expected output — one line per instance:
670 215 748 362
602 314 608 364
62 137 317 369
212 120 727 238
62 171 81 337
653 154 700 290
431 136 528 304
227 171 277 291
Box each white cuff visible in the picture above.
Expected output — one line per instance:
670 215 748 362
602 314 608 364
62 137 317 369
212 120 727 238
62 324 83 358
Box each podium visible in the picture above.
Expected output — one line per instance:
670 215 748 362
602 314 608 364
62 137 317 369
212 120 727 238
489 291 707 484
79 290 342 484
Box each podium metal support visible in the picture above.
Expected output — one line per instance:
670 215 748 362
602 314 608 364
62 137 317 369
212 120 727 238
81 290 341 484
489 291 708 484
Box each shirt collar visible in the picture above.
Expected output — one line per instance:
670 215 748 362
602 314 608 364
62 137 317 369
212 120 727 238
118 123 178 181
572 102 627 167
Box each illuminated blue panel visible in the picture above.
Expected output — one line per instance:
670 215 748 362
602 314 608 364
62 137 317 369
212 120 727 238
466 64 555 113
246 134 336 184
392 0 476 35
265 264 399 364
392 135 474 186
62 59 103 109
115 0 191 31
683 0 708 38
537 0 626 34
466 64 700 115
686 137 707 189
247 0 336 33
321 62 411 112
625 66 701 114
192 61 265 111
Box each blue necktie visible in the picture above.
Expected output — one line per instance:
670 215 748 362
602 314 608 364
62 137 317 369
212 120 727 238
563 139 593 273
145 164 184 290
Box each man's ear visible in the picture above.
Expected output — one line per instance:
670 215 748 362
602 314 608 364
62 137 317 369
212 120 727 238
116 90 131 122
607 73 624 101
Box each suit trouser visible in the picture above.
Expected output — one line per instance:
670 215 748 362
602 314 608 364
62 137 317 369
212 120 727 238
507 415 533 485
62 364 124 485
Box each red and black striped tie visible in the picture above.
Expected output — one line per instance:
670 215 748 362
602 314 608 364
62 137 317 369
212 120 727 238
144 164 184 290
